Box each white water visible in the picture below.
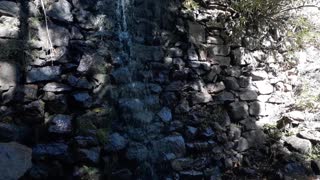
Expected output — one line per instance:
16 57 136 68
117 0 130 42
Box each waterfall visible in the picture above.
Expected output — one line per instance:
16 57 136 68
117 0 130 42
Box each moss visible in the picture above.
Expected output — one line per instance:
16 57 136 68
96 128 109 145
183 0 199 11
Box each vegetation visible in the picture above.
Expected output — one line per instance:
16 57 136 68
228 0 319 46
183 0 200 11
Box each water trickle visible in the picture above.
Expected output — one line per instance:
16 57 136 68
117 0 130 43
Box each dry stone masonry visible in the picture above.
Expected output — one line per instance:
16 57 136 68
0 0 320 179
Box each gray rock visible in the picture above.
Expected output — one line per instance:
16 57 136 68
236 137 249 152
187 47 199 61
0 1 19 17
228 102 249 121
118 98 145 113
0 62 17 90
207 36 224 44
186 126 198 139
180 170 203 178
253 81 274 95
48 114 72 135
77 54 94 73
214 91 235 102
26 66 61 83
224 77 240 90
171 158 193 171
242 130 266 148
130 44 163 62
130 110 154 126
105 133 127 152
207 45 230 56
168 47 183 57
0 16 19 38
32 143 69 159
210 56 231 66
126 143 148 162
251 71 268 81
189 21 205 44
206 82 225 94
72 0 98 10
47 0 73 22
43 82 71 92
111 67 131 84
191 91 213 104
67 75 92 89
73 92 93 108
158 107 172 122
285 136 312 154
76 148 100 165
38 23 70 47
232 48 255 65
239 90 258 101
0 142 32 180
299 130 320 143
238 76 250 88
151 135 186 161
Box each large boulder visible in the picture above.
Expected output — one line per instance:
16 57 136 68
0 142 32 180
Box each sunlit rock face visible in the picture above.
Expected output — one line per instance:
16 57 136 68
0 62 17 91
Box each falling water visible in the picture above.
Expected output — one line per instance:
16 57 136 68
117 0 130 43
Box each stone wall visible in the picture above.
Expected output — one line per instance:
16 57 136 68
0 0 317 179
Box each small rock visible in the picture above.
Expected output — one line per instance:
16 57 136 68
105 133 127 152
43 82 72 92
239 90 258 101
191 91 213 104
47 0 73 22
285 136 312 154
0 1 19 17
251 71 268 81
236 137 249 152
26 66 61 83
72 92 93 107
111 67 131 84
126 143 148 162
48 114 72 135
205 82 225 94
253 81 274 95
299 130 320 143
158 107 172 122
228 102 249 121
76 148 100 165
224 77 240 90
186 126 198 139
171 158 193 171
33 143 68 159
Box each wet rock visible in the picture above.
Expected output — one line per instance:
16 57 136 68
239 90 258 101
285 136 312 154
180 170 203 179
26 66 61 83
76 148 100 165
72 92 93 108
77 54 94 73
111 67 131 84
72 0 98 10
168 47 183 58
0 62 17 91
33 143 69 160
186 141 216 152
105 133 127 152
38 24 70 48
210 56 231 66
0 142 32 180
74 136 99 148
228 102 249 121
0 1 19 17
111 169 132 180
151 135 186 160
186 126 198 139
224 77 240 90
311 160 320 175
201 127 215 138
171 158 194 171
67 75 92 89
23 100 45 124
43 82 72 92
158 107 172 122
47 0 73 22
207 36 224 44
48 114 72 135
126 143 148 162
